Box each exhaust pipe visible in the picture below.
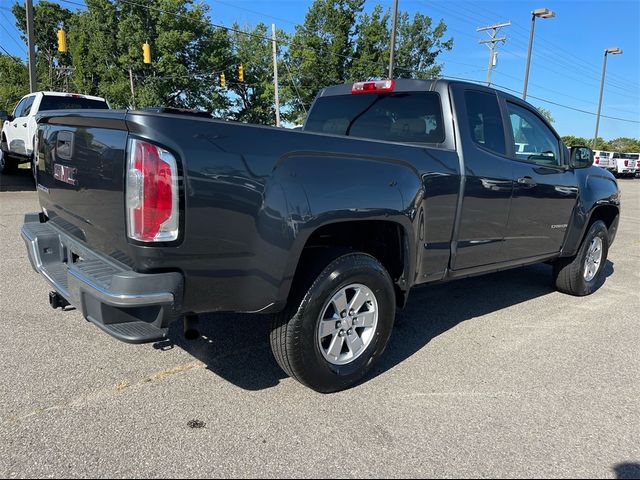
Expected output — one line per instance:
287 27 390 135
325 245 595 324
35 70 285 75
49 291 70 309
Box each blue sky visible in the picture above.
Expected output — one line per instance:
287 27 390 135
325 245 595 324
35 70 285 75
1 0 639 139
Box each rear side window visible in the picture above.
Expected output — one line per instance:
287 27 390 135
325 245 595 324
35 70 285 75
305 92 445 144
464 90 506 155
39 96 109 111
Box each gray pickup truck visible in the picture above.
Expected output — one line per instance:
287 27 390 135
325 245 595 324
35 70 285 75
22 79 620 392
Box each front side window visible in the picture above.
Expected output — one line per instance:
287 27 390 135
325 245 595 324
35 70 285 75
13 98 27 118
507 102 560 166
464 90 506 155
21 96 35 116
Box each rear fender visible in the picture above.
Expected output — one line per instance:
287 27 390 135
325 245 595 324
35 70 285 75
268 152 422 307
561 168 620 256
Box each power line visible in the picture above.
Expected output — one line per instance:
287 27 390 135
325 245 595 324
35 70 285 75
0 10 28 55
431 0 638 91
488 81 640 124
283 58 308 113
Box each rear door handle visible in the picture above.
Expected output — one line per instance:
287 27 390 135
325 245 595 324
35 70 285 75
517 176 537 187
22 123 27 128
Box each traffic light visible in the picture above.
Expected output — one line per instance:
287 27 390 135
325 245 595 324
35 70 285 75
57 28 67 53
238 64 244 82
143 42 151 64
220 72 226 88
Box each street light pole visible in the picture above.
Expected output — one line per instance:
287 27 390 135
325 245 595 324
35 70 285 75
388 0 399 79
593 47 623 149
523 8 555 100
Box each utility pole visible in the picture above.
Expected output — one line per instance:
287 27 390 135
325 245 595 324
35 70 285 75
272 23 281 127
129 68 136 109
25 0 37 92
477 21 510 87
388 0 399 79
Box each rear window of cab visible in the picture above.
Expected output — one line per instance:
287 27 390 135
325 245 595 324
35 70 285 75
39 96 109 111
305 92 445 145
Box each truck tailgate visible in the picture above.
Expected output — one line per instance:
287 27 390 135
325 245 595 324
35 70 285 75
35 110 132 264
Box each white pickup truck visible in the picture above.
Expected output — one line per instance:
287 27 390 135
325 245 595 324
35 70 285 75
611 152 638 178
593 150 614 171
0 91 109 175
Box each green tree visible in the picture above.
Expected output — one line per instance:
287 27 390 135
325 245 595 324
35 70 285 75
286 1 453 121
286 0 365 122
0 55 29 112
24 0 233 112
537 106 554 124
608 137 640 153
561 135 589 147
12 1 75 91
227 22 291 125
592 137 612 150
350 5 390 80
393 11 453 79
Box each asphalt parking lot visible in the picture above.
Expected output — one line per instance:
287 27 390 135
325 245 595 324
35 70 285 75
1 169 639 478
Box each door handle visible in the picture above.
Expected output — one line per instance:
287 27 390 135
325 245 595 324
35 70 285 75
12 123 17 128
22 123 27 128
517 176 537 187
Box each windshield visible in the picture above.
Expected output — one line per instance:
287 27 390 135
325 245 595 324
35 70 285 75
39 96 109 111
305 92 445 144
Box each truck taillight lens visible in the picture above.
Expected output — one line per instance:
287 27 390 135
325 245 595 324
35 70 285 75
595 157 600 164
624 160 629 167
126 138 179 242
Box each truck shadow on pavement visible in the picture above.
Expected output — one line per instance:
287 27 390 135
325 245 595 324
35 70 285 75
614 463 640 479
157 260 614 392
0 169 36 192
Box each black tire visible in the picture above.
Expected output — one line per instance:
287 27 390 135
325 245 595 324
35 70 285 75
553 220 609 296
0 151 18 174
270 251 396 393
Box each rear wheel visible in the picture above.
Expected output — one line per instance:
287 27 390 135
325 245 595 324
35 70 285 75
270 251 396 393
553 220 609 296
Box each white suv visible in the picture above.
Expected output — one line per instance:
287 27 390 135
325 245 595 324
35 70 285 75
0 91 109 175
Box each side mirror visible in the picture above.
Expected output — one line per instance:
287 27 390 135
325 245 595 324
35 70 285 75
6 114 14 122
570 146 593 169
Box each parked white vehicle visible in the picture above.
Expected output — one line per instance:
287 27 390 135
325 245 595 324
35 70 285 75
0 91 109 174
593 150 614 171
611 152 638 178
629 153 640 177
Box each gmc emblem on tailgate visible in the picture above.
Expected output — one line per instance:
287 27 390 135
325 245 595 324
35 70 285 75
53 164 78 186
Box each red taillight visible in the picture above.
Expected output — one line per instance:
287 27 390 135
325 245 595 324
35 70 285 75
126 139 179 242
595 158 600 164
636 160 640 168
352 80 395 94
624 160 629 167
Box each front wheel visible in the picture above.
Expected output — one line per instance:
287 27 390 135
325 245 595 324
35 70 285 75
270 252 396 393
0 149 18 175
553 220 610 296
